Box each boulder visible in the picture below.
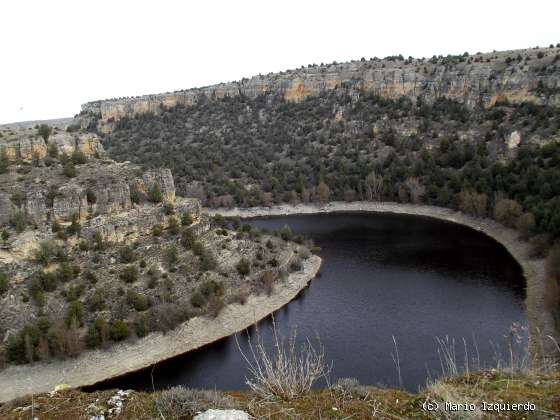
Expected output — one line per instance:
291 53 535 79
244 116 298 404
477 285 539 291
193 409 250 420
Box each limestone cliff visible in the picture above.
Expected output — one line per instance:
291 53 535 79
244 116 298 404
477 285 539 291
78 47 560 133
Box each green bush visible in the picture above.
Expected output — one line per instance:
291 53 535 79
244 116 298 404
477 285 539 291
88 289 105 311
110 320 130 341
37 124 52 141
119 245 137 263
168 216 180 234
63 162 77 178
86 318 108 348
181 229 197 249
148 183 163 203
181 212 194 226
200 250 217 271
236 258 251 276
71 150 88 165
10 210 27 233
65 301 84 326
0 271 9 294
163 202 175 215
200 280 224 297
120 265 139 283
190 291 207 307
127 289 150 311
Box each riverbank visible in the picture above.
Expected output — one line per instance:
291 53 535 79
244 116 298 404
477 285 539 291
208 201 554 360
0 256 322 403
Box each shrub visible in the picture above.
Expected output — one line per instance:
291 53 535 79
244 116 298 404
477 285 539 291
180 229 197 249
516 212 536 239
181 212 194 226
168 216 180 234
66 214 81 236
238 322 330 400
279 225 293 241
199 250 217 271
86 318 109 349
120 265 139 283
236 258 251 276
190 291 207 308
34 240 63 266
166 245 179 267
154 387 236 419
119 245 137 263
110 320 130 341
47 142 58 158
71 150 88 165
207 295 225 318
88 289 105 311
152 223 163 236
63 162 77 178
200 280 224 297
37 124 52 141
1 229 9 242
0 271 8 294
9 210 27 233
148 183 163 203
494 198 523 228
127 289 150 311
65 301 84 327
78 239 89 251
290 257 303 272
163 202 175 215
256 271 275 296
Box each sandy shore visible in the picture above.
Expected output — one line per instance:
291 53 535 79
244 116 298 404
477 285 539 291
0 256 322 403
209 201 554 360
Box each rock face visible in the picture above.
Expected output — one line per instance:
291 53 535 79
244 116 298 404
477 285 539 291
78 47 560 132
140 169 176 203
81 197 202 244
0 132 105 162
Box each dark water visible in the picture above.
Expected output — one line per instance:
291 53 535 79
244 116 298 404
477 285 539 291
92 212 526 392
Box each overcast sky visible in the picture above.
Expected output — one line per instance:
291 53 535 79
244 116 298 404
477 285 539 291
1 0 559 124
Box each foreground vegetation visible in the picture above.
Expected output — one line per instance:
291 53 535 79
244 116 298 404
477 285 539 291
0 368 558 419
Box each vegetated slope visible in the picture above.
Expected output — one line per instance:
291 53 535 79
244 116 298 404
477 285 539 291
0 126 314 367
102 90 560 239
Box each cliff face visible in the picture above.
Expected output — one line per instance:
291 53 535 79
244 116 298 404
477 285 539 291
0 133 177 228
79 47 560 132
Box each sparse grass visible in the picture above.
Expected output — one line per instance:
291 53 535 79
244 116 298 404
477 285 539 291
236 319 330 401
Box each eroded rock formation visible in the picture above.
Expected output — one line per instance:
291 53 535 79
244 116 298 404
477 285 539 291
78 47 560 133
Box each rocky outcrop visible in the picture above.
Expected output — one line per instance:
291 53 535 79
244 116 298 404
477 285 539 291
0 136 47 162
78 47 560 132
139 168 176 203
49 132 105 158
0 132 105 162
81 197 201 243
52 184 89 221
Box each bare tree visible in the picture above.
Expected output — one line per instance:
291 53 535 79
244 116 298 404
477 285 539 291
365 172 384 201
459 190 488 218
405 177 425 204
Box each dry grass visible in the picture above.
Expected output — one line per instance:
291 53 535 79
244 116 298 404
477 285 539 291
236 319 330 401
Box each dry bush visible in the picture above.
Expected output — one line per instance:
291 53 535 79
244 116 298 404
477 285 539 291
207 295 225 318
494 198 523 228
255 271 275 296
154 386 236 419
229 289 250 305
237 320 330 400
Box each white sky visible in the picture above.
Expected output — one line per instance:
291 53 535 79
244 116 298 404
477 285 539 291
1 0 559 124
